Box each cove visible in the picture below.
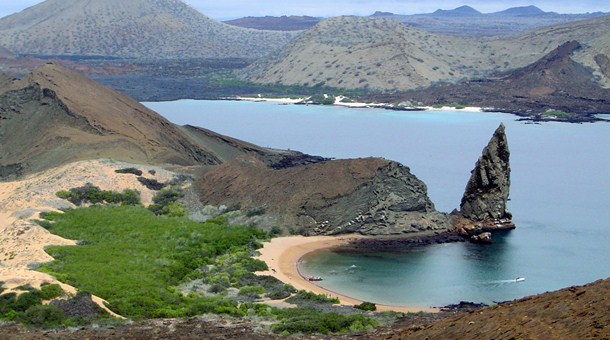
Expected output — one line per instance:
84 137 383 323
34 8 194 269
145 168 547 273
143 100 610 307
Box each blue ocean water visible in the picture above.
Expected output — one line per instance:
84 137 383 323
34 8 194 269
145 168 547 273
144 100 610 308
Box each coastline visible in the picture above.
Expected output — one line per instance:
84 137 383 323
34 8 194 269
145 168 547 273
232 95 484 113
255 234 440 313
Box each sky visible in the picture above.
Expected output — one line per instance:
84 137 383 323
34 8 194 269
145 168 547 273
1 0 608 20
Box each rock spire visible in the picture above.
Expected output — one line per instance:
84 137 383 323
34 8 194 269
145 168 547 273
460 123 512 222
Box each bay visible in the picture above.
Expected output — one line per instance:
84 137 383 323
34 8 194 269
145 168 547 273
144 100 610 307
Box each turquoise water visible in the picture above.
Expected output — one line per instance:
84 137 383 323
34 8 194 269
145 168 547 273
144 100 610 308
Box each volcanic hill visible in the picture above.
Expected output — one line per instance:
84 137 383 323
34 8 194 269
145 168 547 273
0 64 304 179
0 0 296 59
243 14 610 91
242 16 483 91
387 40 610 119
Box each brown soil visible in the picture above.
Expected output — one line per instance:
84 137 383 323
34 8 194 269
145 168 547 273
381 278 610 339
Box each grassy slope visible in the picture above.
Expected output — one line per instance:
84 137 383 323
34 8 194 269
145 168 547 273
40 206 265 319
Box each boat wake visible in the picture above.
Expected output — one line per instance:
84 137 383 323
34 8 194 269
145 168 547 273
484 278 526 286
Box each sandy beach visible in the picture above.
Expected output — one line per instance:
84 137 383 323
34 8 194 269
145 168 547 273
233 95 483 113
256 235 439 313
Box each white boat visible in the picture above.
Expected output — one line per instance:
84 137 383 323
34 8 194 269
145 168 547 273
304 276 323 281
515 277 526 282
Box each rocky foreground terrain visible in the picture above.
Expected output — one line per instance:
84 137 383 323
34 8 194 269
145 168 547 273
2 277 608 339
383 278 610 339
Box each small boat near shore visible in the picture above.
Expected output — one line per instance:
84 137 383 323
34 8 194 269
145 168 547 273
304 275 323 281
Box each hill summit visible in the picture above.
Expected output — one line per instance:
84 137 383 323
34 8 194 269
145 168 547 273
432 5 482 17
0 64 222 178
0 0 296 59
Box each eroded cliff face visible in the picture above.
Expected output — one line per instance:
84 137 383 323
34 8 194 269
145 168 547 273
195 156 450 236
459 123 513 225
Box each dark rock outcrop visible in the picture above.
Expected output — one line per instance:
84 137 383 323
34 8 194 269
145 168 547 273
460 123 512 223
470 232 493 244
195 156 450 236
51 292 106 319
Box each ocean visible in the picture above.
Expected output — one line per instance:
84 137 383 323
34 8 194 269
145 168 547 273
144 100 610 308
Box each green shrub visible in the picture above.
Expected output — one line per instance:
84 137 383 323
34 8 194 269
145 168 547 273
39 284 64 300
238 285 265 298
272 308 378 334
13 291 42 312
120 189 142 206
268 226 282 237
55 185 140 206
163 202 187 217
286 290 339 305
38 205 265 319
19 305 65 327
354 301 377 311
148 187 184 216
32 219 53 229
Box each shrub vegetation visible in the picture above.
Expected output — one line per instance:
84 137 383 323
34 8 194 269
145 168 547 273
55 183 140 206
39 205 265 319
31 200 382 334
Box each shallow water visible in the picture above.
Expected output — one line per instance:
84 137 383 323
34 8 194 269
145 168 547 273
144 100 610 307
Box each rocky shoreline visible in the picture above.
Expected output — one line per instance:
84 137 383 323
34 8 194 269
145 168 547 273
331 231 465 254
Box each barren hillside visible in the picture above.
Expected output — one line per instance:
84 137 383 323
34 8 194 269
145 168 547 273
242 17 489 90
0 46 15 59
243 14 610 91
0 64 220 178
0 0 296 59
0 64 329 179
